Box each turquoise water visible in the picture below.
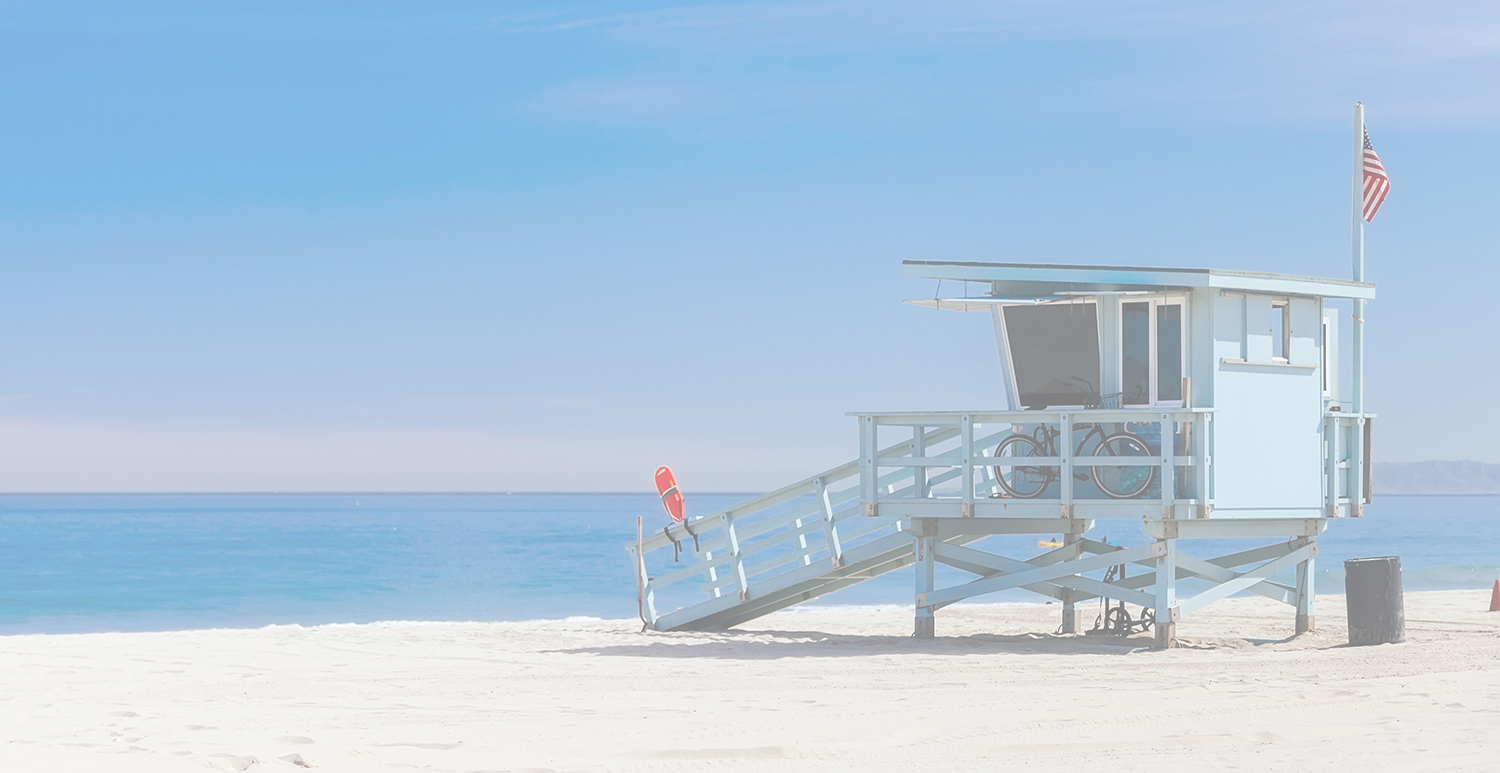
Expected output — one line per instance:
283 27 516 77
0 493 1494 634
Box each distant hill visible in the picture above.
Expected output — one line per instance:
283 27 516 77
1374 461 1500 495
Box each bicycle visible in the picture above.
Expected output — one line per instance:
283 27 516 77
988 392 1156 500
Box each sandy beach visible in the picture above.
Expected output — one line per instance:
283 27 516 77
3 588 1497 772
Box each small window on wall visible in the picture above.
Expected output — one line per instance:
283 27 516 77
1322 316 1332 397
1121 299 1185 406
1271 300 1290 362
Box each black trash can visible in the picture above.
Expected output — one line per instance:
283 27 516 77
1344 556 1405 645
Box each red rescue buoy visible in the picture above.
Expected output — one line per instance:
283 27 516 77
655 466 685 523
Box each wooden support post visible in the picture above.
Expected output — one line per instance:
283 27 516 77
914 519 936 639
1154 537 1178 649
1296 537 1316 633
1060 530 1083 634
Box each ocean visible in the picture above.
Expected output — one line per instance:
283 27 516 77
0 493 1495 635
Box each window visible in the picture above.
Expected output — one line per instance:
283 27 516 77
1004 304 1101 409
1122 302 1150 405
1271 300 1290 363
1322 313 1337 399
1121 299 1185 406
1158 304 1182 401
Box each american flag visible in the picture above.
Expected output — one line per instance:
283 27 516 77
1362 128 1390 222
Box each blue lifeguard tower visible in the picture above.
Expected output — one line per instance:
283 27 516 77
629 260 1374 648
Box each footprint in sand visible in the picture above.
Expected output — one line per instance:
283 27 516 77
207 754 259 771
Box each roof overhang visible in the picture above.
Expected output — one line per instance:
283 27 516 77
902 260 1376 301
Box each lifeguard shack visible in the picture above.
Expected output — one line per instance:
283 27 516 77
629 260 1374 648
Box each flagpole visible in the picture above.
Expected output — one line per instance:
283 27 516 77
1351 102 1364 415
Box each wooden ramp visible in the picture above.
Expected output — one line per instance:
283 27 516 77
629 427 990 632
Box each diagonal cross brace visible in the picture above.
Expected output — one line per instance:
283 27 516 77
1080 538 1299 606
930 541 1156 609
1177 542 1316 617
1175 554 1295 606
919 541 1164 609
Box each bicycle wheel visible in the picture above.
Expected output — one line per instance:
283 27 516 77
992 435 1052 499
1091 432 1155 499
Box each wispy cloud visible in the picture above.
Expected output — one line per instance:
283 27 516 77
503 0 1500 128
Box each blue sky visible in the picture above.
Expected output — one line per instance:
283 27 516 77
1 1 1497 491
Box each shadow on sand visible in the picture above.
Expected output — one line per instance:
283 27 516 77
551 629 1165 660
551 627 1324 660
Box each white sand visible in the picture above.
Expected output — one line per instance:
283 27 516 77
3 589 1498 772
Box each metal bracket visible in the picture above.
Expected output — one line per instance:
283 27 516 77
866 503 877 517
1059 504 1071 519
961 503 974 518
1196 504 1211 519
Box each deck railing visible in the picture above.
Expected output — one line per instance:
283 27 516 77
853 409 1216 519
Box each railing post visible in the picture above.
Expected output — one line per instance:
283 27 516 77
1160 413 1173 519
1332 414 1344 516
629 545 658 625
860 415 878 516
721 511 750 601
793 510 813 567
815 477 844 568
960 414 974 516
1352 416 1366 517
1195 412 1212 518
1059 413 1073 516
913 425 928 499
